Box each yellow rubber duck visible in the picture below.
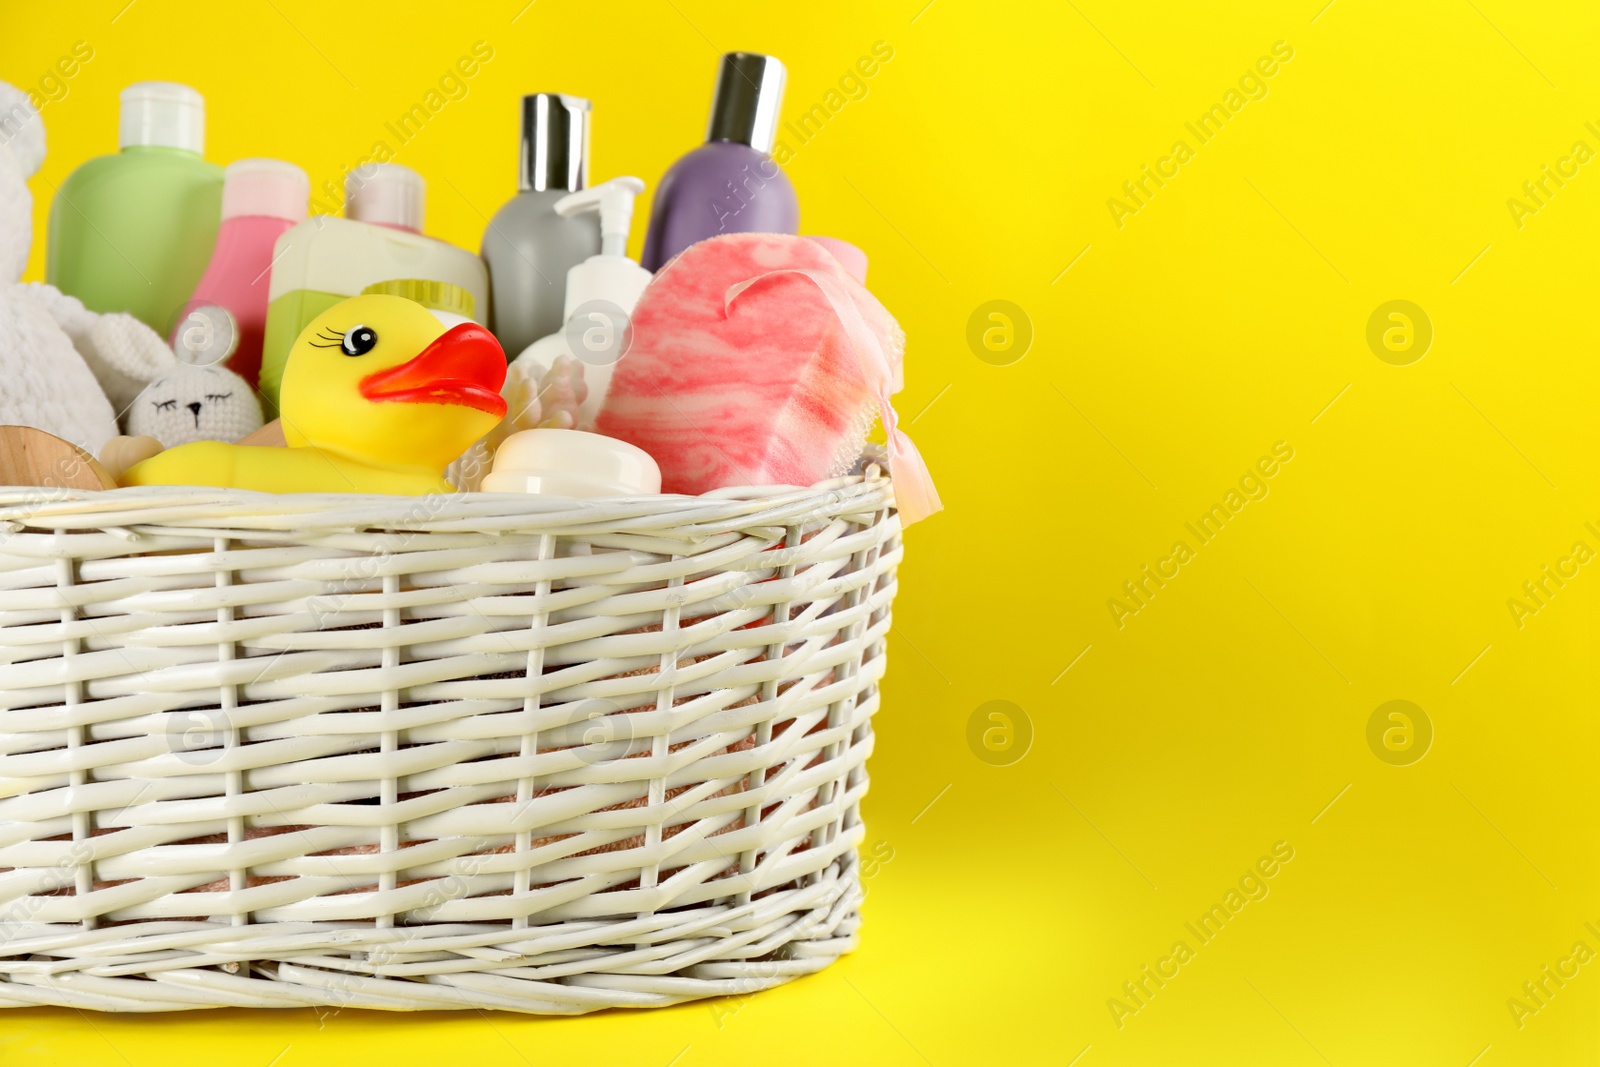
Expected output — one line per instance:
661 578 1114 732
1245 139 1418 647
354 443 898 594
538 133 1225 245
123 295 507 495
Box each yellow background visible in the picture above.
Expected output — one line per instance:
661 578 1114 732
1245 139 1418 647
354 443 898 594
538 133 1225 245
4 0 1600 1063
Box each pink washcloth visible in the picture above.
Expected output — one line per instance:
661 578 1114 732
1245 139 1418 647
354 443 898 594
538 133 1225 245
596 233 940 524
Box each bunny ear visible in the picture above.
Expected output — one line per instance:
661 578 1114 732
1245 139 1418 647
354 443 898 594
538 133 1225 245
86 312 179 411
171 304 240 367
0 83 45 179
22 283 175 411
90 313 177 378
0 149 29 284
0 84 38 285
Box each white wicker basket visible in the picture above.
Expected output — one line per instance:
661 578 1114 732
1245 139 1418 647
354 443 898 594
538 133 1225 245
0 459 900 1013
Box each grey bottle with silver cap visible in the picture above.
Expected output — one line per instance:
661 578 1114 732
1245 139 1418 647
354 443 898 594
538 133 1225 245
481 93 602 357
640 52 798 271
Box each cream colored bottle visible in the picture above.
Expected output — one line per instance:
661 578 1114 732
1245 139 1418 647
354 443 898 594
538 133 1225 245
257 164 488 410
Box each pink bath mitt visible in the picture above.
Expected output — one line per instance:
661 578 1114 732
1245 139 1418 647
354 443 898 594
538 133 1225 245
595 233 940 523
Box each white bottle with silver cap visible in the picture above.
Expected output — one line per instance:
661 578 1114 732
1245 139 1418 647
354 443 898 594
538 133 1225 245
256 163 489 411
47 81 224 333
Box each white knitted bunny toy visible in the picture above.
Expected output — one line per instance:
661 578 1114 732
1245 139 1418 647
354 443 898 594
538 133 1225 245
127 361 263 448
124 301 263 447
0 83 123 453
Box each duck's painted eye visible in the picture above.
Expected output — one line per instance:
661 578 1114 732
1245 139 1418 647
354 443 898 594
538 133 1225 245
341 326 377 357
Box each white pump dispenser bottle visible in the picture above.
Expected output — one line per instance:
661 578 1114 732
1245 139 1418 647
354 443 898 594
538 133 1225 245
508 176 651 429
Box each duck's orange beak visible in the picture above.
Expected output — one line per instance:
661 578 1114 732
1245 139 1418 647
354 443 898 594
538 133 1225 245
358 323 508 417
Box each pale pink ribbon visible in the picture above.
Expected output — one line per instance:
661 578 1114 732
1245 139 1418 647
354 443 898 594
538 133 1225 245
725 268 943 525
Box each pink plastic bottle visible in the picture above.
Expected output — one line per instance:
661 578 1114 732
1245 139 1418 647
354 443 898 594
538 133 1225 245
171 159 308 385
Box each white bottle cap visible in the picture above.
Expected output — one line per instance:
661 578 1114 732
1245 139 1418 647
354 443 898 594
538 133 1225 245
119 81 205 153
221 159 309 221
346 163 424 232
482 429 661 497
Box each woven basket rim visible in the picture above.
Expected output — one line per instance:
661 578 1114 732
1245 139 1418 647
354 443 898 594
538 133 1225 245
0 456 894 538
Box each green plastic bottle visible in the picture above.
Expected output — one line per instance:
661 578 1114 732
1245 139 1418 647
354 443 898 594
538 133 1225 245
47 82 222 336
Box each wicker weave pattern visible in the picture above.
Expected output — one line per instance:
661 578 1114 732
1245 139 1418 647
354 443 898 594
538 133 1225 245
0 466 899 1013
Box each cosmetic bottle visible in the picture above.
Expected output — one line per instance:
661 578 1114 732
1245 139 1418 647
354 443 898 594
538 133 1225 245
640 53 798 271
257 164 488 410
507 176 651 429
170 159 308 387
47 82 223 334
481 94 601 358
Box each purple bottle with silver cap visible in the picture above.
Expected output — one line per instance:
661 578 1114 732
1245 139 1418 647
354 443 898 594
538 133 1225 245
640 52 798 271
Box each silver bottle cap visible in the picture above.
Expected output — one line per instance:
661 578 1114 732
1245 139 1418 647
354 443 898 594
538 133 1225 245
520 93 589 193
706 53 785 154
